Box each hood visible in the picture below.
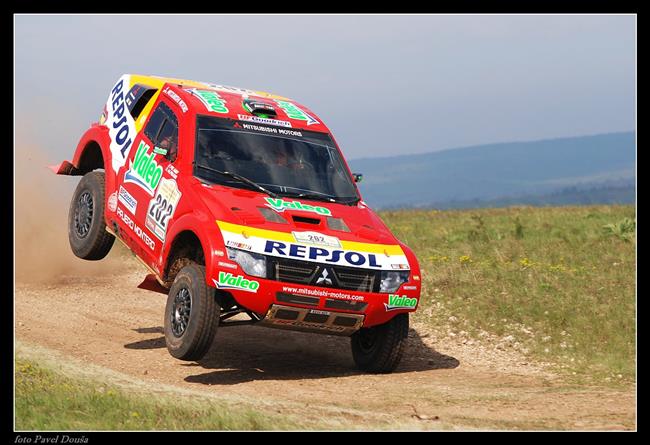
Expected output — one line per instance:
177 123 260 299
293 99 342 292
195 183 410 270
195 183 396 243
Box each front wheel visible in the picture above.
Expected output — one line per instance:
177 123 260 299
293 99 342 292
164 263 220 361
351 313 409 373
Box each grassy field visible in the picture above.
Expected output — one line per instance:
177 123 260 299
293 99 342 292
379 204 636 382
15 359 295 431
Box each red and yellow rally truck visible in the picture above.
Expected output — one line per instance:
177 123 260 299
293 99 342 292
53 74 421 373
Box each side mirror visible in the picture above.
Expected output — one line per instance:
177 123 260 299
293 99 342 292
353 173 363 183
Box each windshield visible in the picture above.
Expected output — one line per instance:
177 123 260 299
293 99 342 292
193 116 359 203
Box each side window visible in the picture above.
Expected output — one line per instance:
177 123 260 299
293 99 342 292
157 119 179 163
143 102 179 163
144 107 166 142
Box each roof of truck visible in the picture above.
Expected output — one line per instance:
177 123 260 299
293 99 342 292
124 74 328 132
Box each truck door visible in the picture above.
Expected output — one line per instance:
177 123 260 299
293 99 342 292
115 99 180 270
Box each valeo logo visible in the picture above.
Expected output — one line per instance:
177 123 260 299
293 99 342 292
213 272 259 293
124 141 163 196
191 89 229 114
265 197 331 216
385 294 417 311
275 100 319 126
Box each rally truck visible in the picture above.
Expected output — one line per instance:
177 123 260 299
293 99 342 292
52 74 422 373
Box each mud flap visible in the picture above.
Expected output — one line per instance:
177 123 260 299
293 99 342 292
48 160 81 175
137 274 169 295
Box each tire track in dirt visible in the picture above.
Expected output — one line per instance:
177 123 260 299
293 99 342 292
14 264 636 430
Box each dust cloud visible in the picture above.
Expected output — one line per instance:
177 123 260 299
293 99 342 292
15 144 135 284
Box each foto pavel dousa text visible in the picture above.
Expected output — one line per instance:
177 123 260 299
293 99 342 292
15 435 88 444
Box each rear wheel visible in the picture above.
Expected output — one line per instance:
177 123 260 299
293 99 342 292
351 313 409 373
67 171 115 260
164 263 220 361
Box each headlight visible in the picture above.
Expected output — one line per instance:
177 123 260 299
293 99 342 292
379 271 409 293
226 248 267 278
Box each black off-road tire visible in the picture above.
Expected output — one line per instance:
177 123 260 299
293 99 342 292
164 263 220 361
68 171 115 260
351 313 409 373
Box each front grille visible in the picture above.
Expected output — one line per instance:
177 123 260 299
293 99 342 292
276 261 318 284
335 269 375 292
271 257 380 292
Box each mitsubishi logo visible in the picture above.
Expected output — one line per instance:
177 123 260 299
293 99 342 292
316 268 333 286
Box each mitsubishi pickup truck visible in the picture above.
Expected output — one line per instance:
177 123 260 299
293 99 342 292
52 74 422 373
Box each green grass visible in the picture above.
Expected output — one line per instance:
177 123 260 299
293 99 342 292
379 205 636 382
15 359 295 431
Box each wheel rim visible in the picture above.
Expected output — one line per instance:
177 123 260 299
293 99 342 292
171 288 192 337
73 191 94 238
357 327 379 353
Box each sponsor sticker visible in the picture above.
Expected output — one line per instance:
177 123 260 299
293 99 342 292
403 285 418 291
163 86 188 113
265 197 331 216
106 76 137 174
116 207 155 251
265 241 382 269
282 286 365 301
124 141 163 196
237 114 292 128
292 231 341 248
190 89 228 114
217 261 238 270
165 165 179 179
118 186 138 215
384 294 417 311
390 263 410 270
238 122 303 137
281 285 364 301
226 240 253 251
213 272 259 293
275 100 319 126
107 192 117 212
145 177 182 241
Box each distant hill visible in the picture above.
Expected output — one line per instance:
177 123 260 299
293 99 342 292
348 132 635 210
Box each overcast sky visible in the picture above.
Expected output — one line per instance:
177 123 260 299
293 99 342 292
15 14 635 161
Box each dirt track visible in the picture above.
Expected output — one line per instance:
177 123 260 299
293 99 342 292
14 263 636 430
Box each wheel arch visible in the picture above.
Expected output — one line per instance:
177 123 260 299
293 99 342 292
162 216 220 287
53 126 112 177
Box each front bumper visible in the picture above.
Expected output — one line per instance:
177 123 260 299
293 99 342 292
207 263 421 329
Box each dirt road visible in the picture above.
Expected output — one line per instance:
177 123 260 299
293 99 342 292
15 264 635 430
